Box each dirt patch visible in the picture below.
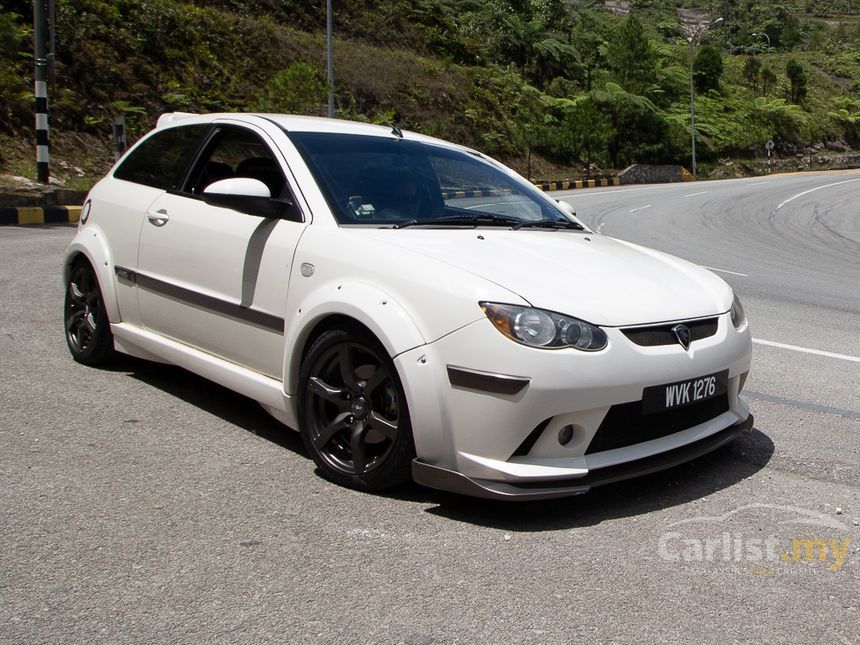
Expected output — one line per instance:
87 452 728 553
810 64 853 89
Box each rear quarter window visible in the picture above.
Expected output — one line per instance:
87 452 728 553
113 124 208 189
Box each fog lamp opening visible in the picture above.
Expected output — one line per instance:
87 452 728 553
558 425 575 446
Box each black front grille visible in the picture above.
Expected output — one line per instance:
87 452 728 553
622 318 718 347
585 394 729 454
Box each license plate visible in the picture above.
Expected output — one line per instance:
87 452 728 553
641 370 728 414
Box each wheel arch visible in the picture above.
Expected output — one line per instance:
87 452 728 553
63 228 121 323
283 282 427 398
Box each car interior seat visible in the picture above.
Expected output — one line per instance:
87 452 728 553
235 157 285 198
197 160 234 193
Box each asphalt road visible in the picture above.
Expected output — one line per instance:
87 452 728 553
2 170 859 643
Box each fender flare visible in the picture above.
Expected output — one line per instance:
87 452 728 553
283 281 427 397
62 225 121 323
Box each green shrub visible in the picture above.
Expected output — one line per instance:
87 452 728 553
253 63 326 115
829 97 860 146
749 97 812 145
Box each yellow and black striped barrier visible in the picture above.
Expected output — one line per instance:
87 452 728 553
441 188 505 199
533 177 621 191
440 177 620 200
0 205 81 225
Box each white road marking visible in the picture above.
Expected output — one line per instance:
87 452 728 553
753 338 860 363
702 266 749 277
562 185 678 198
629 204 652 213
777 177 860 209
685 191 709 197
746 182 768 186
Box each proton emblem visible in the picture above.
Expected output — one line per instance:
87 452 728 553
672 324 692 350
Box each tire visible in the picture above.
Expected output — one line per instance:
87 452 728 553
64 258 115 366
298 328 415 491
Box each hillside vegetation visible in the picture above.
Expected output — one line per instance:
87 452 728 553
2 0 860 186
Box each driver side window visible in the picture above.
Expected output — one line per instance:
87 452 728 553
188 127 287 199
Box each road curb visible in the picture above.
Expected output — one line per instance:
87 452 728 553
0 205 81 225
533 177 620 191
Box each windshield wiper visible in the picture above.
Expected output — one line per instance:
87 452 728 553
393 214 522 229
512 219 585 231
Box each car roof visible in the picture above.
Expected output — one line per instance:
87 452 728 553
154 112 473 152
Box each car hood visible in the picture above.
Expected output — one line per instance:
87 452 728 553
361 229 732 327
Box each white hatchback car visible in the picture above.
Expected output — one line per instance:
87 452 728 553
63 112 753 500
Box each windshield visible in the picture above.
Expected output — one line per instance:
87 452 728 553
288 132 573 227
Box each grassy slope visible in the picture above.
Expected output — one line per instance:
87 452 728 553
1 0 859 190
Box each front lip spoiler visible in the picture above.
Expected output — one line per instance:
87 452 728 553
412 414 754 501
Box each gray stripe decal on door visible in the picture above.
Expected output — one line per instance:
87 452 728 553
114 265 284 334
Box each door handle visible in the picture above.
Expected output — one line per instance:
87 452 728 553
146 209 170 227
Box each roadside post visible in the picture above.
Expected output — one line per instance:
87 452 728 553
326 0 334 118
33 0 54 184
113 117 128 161
766 139 774 171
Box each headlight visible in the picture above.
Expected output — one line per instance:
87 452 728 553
730 293 746 329
480 302 608 351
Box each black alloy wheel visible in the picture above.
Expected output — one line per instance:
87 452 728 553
299 328 414 491
64 258 114 365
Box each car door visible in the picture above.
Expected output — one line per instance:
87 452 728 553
106 123 210 326
136 121 307 379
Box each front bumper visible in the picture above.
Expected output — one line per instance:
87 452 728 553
395 312 753 498
412 413 753 500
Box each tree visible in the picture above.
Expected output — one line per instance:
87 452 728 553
588 82 681 167
566 98 614 171
786 59 807 104
754 4 803 49
0 9 29 131
694 44 724 92
502 14 547 78
780 13 802 49
760 67 777 95
570 11 608 92
509 84 546 180
539 95 613 170
605 15 656 95
742 56 761 93
501 13 578 87
531 36 580 88
531 0 572 29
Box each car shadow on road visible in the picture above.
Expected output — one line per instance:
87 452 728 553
117 356 306 453
120 355 774 532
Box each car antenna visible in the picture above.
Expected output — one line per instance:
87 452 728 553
384 120 403 139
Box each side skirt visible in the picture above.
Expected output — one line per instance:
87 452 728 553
111 322 297 428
